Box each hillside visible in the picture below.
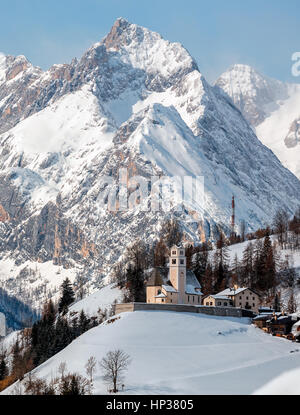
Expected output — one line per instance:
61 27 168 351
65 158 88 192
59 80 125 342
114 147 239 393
2 310 300 395
68 283 122 317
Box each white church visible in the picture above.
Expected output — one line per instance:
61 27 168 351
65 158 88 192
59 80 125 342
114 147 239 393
146 246 203 305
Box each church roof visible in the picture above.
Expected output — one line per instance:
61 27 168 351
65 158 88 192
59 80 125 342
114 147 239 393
146 267 168 286
155 293 167 298
186 270 203 295
162 284 178 293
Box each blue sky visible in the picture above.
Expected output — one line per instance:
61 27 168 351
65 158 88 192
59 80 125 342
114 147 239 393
0 0 299 83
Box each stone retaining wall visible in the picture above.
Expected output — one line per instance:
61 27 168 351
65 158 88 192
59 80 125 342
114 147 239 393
114 303 254 318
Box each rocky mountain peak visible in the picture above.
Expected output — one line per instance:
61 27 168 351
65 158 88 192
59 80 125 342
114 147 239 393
103 17 134 49
101 18 197 77
216 63 288 126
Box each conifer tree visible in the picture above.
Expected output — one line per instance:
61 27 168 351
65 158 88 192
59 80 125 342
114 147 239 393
58 278 75 314
231 254 240 287
287 289 297 314
78 310 91 335
153 238 168 267
213 233 229 292
0 356 8 381
273 293 281 312
201 262 214 295
242 242 254 287
125 265 145 302
193 243 209 284
53 316 73 354
260 230 276 292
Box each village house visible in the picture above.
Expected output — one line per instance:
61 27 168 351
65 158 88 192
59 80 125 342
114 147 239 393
203 295 233 308
146 246 203 305
266 314 295 337
204 286 260 313
291 320 300 341
253 310 300 339
252 312 281 331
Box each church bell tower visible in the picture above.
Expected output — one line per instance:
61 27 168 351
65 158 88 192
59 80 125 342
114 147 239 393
169 246 186 304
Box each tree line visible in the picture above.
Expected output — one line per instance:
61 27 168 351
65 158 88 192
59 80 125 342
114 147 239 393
0 278 109 392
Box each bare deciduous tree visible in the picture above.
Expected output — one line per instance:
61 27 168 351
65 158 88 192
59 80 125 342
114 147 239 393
273 209 289 248
58 362 67 380
287 288 297 314
99 349 131 393
85 356 97 384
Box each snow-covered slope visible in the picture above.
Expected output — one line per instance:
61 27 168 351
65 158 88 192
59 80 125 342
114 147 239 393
216 64 300 178
255 366 300 395
69 284 122 317
0 19 300 309
3 311 300 395
0 257 80 309
214 235 300 270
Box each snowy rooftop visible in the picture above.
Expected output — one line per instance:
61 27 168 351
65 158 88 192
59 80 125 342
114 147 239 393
185 270 202 295
162 284 177 293
155 293 167 298
217 287 248 296
210 295 233 301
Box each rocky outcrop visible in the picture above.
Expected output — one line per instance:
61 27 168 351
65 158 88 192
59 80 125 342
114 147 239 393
285 118 300 148
2 201 99 267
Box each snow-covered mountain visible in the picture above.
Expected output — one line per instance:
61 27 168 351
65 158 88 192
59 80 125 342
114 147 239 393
0 19 300 309
216 64 300 178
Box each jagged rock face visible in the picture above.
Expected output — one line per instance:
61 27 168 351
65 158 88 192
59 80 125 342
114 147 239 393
0 54 65 134
285 118 300 148
0 19 300 308
215 64 289 127
216 64 300 179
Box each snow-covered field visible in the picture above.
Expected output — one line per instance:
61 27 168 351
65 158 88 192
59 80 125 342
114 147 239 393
3 310 300 395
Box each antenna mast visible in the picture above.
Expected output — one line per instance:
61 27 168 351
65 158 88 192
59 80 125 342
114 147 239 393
231 195 235 239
